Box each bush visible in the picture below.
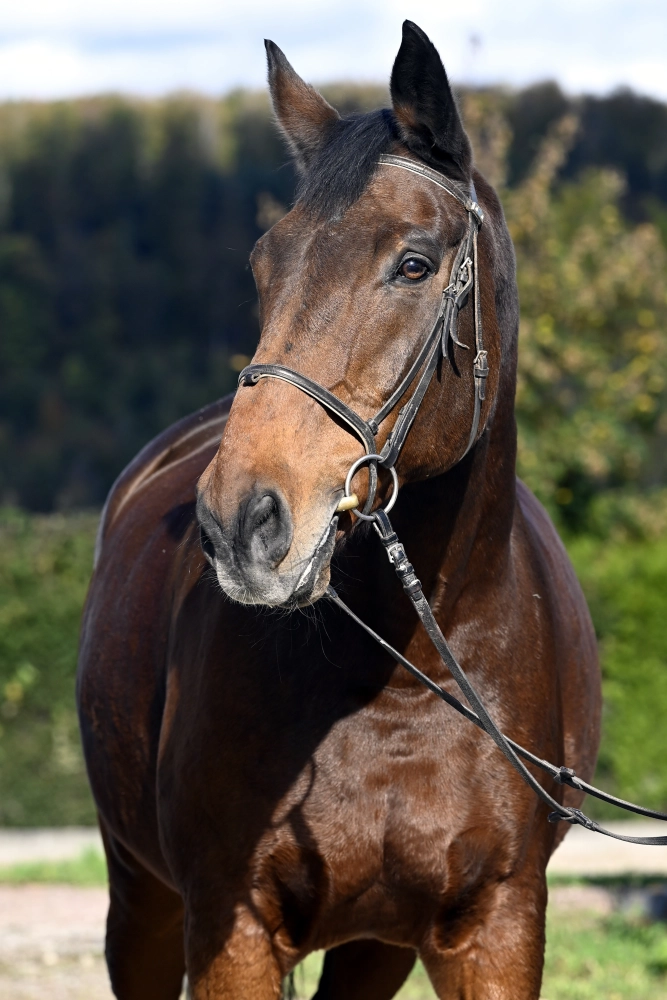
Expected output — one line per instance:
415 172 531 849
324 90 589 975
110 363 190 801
569 533 667 814
0 507 97 825
507 120 667 531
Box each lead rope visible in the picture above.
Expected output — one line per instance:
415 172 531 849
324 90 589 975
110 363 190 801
326 509 667 846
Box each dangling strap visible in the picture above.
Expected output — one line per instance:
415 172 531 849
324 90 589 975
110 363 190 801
462 225 489 457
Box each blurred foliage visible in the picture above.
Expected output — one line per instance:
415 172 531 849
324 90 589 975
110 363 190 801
0 507 97 825
0 84 666 518
569 534 667 814
506 115 667 529
0 93 295 510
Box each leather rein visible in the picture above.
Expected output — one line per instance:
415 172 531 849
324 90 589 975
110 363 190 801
238 154 667 845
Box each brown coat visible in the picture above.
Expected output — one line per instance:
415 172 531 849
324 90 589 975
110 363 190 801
77 22 601 1000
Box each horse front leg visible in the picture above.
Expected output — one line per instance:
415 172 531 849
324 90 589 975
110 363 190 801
185 901 284 1000
102 822 186 1000
313 940 417 999
420 874 547 1000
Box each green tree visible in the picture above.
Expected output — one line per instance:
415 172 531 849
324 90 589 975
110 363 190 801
506 117 667 530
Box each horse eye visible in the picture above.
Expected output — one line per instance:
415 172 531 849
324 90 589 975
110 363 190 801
398 257 429 281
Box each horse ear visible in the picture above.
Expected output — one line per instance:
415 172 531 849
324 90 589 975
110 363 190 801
390 21 472 183
265 40 340 173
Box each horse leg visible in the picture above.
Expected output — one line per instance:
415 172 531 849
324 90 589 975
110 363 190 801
102 822 186 1000
419 876 547 1000
313 940 417 999
185 902 283 1000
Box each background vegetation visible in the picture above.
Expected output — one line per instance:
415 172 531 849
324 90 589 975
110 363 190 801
1 82 666 521
0 80 666 825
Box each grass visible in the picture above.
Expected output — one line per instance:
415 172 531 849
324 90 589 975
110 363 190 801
293 909 667 999
291 909 667 999
542 909 667 999
0 846 107 886
1 849 667 998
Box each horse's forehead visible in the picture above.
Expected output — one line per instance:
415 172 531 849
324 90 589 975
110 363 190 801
263 174 455 266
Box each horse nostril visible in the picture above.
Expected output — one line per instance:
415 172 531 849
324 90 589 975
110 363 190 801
200 525 217 564
250 494 276 527
239 490 293 568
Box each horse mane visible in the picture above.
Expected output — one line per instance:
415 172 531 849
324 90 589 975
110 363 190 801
296 107 398 220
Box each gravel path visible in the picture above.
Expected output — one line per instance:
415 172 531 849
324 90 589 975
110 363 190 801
549 820 667 875
0 885 111 1000
0 829 102 867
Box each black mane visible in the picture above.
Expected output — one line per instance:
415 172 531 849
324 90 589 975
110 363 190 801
296 108 398 220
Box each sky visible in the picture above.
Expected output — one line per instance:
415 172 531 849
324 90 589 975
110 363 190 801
0 0 665 102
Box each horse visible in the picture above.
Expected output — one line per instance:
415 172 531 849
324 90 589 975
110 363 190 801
77 21 601 1000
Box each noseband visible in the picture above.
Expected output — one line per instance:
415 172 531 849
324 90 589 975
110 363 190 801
236 155 667 846
239 154 487 516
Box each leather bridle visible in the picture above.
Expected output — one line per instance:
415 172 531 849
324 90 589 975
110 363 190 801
239 154 488 517
237 155 667 845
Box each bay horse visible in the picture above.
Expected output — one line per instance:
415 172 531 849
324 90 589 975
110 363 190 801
77 21 601 1000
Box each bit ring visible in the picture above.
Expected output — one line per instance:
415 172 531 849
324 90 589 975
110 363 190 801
342 454 399 522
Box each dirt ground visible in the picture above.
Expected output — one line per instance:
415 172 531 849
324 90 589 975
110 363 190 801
0 885 112 1000
0 883 619 1000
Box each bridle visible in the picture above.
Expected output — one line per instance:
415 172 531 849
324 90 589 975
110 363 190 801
237 155 667 846
239 154 488 517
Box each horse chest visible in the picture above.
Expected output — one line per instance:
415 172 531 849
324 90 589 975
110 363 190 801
252 698 497 944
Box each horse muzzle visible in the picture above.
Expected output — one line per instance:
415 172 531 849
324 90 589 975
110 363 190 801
196 487 338 607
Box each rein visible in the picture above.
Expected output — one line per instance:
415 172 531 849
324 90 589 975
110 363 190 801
239 155 667 845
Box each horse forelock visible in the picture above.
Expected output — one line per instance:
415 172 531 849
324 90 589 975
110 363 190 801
296 107 398 220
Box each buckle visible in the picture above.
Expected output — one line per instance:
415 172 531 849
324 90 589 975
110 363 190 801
473 351 489 378
467 201 485 226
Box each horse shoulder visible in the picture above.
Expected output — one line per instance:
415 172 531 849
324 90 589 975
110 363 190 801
77 397 232 859
93 395 233 567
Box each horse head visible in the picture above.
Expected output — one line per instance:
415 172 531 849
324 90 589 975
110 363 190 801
197 21 517 607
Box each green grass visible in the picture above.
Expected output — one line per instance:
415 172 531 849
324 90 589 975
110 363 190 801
291 908 667 999
542 909 667 999
0 846 107 885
